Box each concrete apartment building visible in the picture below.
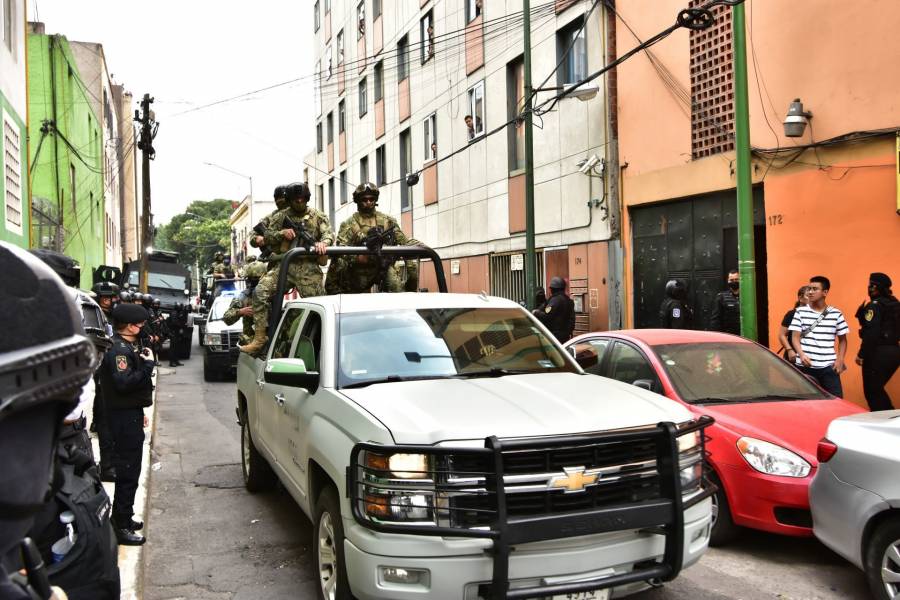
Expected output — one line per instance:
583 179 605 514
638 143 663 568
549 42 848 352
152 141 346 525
308 0 615 333
615 0 900 406
0 0 28 249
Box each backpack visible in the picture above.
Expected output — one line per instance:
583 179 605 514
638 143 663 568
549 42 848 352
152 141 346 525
25 445 120 600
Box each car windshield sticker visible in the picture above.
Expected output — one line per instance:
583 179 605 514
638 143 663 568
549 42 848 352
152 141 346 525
538 359 553 368
705 352 723 375
351 369 368 375
665 359 676 366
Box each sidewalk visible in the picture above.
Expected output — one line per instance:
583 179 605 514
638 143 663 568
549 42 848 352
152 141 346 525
87 363 166 600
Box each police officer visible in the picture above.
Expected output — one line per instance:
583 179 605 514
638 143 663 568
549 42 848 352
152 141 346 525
0 242 95 599
90 281 120 480
242 182 333 355
327 182 422 294
223 261 268 345
660 279 694 329
101 303 155 545
711 269 741 335
165 304 188 367
854 272 900 411
118 290 133 304
533 277 576 342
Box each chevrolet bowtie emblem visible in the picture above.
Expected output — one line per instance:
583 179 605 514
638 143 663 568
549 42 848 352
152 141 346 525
548 466 602 493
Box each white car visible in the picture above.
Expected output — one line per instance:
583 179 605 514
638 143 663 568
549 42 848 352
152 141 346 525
236 293 714 600
202 294 243 381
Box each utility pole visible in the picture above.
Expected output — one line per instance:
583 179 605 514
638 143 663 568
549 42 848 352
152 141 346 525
731 4 758 340
523 0 537 310
136 94 156 293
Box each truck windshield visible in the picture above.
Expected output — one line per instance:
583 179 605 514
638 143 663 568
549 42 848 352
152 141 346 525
337 307 576 388
208 296 236 321
127 271 186 290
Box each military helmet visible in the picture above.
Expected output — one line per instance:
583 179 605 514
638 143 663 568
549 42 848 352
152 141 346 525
353 182 379 203
549 276 566 291
274 185 286 200
28 248 82 287
214 251 224 261
245 255 257 264
244 261 268 281
91 281 120 297
285 182 311 202
665 279 687 300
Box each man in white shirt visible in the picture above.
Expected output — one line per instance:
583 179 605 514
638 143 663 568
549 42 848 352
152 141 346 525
789 275 849 397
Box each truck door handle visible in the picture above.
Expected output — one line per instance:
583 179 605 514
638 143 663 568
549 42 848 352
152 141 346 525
275 393 285 406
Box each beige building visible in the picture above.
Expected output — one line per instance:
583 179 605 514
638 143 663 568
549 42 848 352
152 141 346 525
229 195 277 265
308 0 616 332
112 84 142 264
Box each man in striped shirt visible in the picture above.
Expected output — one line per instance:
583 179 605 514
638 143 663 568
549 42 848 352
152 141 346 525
789 275 849 397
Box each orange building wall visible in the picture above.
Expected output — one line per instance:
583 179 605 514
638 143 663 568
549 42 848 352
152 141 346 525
764 154 900 409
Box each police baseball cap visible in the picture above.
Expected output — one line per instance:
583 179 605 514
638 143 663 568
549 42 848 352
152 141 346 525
112 303 150 325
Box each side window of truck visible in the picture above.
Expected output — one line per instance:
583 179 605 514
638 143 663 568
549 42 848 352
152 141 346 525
270 308 305 359
293 311 323 372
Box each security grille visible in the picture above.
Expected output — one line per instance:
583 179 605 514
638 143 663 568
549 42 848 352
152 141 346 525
3 112 23 234
489 251 544 305
689 2 734 159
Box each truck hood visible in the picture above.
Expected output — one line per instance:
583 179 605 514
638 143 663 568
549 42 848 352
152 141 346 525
204 318 242 334
340 373 693 445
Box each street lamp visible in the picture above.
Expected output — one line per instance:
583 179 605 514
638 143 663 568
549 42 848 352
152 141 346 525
203 161 254 199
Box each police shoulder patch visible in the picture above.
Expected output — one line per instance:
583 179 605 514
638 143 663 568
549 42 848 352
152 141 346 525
672 308 681 318
115 355 128 372
865 309 874 322
545 306 552 313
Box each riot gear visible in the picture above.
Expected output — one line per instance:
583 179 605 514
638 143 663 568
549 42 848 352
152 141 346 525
91 281 120 298
665 279 687 300
118 290 133 304
28 248 82 287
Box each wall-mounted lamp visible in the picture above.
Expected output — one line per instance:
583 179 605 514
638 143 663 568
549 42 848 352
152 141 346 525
783 98 812 138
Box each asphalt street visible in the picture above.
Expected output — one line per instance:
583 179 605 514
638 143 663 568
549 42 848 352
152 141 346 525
144 336 872 600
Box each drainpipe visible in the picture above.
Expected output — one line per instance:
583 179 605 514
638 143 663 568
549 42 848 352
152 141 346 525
49 35 62 251
732 3 758 340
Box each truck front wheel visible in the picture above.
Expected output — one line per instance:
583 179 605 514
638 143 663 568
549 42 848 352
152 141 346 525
240 416 276 492
314 486 352 600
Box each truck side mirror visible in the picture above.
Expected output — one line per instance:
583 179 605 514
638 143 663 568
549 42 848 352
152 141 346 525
264 358 320 393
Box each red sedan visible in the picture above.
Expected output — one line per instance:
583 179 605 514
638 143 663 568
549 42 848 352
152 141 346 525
564 329 865 545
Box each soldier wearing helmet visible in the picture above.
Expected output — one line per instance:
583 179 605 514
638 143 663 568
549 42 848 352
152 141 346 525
533 276 576 342
660 279 694 329
211 252 227 280
326 182 424 294
243 182 333 354
249 185 289 260
0 243 96 597
91 281 120 317
224 261 269 345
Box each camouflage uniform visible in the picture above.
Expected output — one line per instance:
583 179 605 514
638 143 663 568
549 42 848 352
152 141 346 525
251 205 334 338
223 289 255 345
326 211 420 294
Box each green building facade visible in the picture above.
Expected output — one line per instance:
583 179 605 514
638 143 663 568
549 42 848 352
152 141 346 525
28 31 104 288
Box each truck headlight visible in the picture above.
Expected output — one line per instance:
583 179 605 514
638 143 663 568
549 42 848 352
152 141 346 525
362 451 436 523
736 437 810 478
204 333 221 346
677 424 705 496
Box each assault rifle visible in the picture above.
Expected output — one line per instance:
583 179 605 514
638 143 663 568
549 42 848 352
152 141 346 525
364 224 397 291
282 214 318 251
252 221 272 261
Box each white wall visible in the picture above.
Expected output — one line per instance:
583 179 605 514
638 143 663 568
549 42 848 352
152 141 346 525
0 0 26 116
310 0 611 258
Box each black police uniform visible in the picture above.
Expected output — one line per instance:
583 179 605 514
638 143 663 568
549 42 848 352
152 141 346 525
710 289 741 335
100 330 154 535
660 298 693 329
855 295 900 411
534 292 576 343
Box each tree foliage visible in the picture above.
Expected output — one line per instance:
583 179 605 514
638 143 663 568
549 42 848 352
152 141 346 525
155 199 235 273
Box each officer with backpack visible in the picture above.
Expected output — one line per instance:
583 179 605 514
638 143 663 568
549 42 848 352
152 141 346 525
855 272 900 411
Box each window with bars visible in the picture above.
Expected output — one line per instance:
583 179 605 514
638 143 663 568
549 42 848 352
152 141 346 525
3 113 22 233
689 1 735 159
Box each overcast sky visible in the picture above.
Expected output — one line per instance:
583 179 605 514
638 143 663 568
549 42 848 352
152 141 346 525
34 0 315 225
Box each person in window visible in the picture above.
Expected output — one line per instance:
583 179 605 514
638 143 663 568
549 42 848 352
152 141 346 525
464 115 482 140
427 24 435 58
430 142 437 160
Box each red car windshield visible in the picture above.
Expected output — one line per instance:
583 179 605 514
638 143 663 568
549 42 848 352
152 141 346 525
651 342 825 404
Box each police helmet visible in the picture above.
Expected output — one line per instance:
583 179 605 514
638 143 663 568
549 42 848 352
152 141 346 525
118 290 133 303
27 248 82 287
244 261 268 281
285 182 312 203
0 243 96 545
549 277 566 291
142 294 154 307
352 182 379 203
91 281 120 297
132 292 144 304
665 279 687 300
152 298 161 308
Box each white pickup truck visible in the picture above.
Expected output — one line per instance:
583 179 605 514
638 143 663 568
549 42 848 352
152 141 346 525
236 284 715 600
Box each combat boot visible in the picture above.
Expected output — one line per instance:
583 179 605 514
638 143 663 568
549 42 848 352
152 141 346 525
239 329 268 355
